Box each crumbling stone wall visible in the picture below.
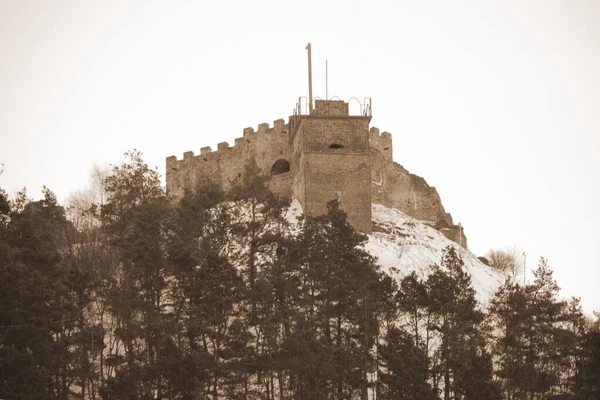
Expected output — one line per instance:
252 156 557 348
166 101 467 247
369 127 467 246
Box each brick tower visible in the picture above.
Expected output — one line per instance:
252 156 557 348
289 99 373 233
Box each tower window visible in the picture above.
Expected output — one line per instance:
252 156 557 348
271 159 291 175
328 143 344 149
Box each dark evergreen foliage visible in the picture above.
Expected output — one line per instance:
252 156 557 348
378 327 437 400
489 259 587 400
1 150 597 400
574 321 600 400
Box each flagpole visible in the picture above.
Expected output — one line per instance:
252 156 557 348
306 43 313 113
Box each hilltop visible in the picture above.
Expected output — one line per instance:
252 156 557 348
285 199 506 305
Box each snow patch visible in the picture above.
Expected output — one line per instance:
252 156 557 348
367 204 507 305
284 201 506 305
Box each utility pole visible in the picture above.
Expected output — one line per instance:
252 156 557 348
306 43 313 113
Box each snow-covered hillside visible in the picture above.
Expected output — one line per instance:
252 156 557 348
286 200 507 305
366 204 507 305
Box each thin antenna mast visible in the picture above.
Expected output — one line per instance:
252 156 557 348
306 43 313 112
326 59 328 100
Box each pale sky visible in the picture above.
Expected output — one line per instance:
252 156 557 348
1 1 598 312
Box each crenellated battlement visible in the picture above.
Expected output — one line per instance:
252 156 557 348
166 117 294 201
369 127 393 159
369 127 392 143
166 118 290 163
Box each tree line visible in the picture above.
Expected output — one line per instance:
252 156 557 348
0 150 598 400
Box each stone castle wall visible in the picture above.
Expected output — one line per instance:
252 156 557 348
166 119 294 199
166 106 467 247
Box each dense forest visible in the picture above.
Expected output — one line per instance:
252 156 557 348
0 150 598 400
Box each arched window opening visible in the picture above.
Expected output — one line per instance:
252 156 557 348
271 159 291 175
329 143 344 149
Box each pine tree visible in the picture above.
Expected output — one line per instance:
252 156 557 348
378 326 437 400
100 150 171 399
490 257 577 399
227 158 291 395
0 187 76 399
560 297 587 395
280 199 394 399
0 187 9 217
451 334 502 400
395 271 431 355
573 314 600 400
425 246 494 400
228 158 290 307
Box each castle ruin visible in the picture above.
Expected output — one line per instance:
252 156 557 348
165 98 467 248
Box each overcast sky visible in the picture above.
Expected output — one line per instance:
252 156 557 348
1 0 598 312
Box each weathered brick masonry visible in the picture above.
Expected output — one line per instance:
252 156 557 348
166 99 466 247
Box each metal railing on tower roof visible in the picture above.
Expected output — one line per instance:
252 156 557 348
290 96 372 137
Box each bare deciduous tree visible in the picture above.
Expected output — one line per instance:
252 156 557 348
66 163 110 233
485 247 524 279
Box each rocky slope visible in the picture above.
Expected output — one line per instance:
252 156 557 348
366 204 507 305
